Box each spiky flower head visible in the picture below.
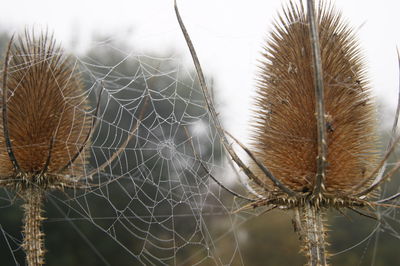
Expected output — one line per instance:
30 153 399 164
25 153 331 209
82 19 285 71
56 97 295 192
0 30 91 188
251 2 380 196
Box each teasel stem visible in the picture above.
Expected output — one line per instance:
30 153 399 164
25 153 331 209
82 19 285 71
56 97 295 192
294 203 328 266
21 187 45 266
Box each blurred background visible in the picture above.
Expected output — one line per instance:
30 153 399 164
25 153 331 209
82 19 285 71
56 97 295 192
0 0 400 265
1 0 399 138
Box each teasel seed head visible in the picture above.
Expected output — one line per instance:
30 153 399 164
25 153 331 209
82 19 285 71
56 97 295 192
0 30 91 187
251 1 380 196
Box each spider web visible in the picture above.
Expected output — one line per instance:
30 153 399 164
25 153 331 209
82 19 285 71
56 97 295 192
0 35 258 266
0 21 400 266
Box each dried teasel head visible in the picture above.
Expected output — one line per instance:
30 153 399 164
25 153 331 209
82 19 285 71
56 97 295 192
0 30 91 189
0 29 144 265
175 0 393 264
251 1 380 196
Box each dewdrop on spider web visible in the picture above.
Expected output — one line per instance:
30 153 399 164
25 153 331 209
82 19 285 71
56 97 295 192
0 30 144 265
175 0 400 265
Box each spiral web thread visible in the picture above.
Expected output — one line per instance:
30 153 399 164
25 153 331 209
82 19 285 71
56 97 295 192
0 34 399 265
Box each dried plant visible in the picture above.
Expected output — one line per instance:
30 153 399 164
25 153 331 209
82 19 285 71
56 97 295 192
0 31 141 265
175 0 400 265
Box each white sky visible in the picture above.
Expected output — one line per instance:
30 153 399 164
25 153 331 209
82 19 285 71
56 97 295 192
1 0 399 141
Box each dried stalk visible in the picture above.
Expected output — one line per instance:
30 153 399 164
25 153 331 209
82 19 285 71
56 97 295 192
21 188 45 265
294 203 328 266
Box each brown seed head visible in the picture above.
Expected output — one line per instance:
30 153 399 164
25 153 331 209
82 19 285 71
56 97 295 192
0 31 90 180
251 1 380 194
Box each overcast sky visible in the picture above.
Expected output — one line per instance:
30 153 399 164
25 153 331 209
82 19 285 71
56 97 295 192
1 0 399 140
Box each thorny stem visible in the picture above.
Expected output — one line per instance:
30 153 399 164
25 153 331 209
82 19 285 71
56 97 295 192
21 187 45 266
294 202 328 266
